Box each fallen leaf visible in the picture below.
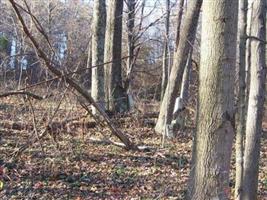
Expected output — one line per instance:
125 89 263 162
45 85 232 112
33 182 44 189
0 181 4 190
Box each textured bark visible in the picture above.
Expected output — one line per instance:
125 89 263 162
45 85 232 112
180 52 191 102
160 0 170 101
234 0 248 199
172 49 192 129
104 0 127 113
91 0 106 115
155 0 202 134
168 0 188 130
245 1 253 107
125 0 136 110
83 38 92 89
188 0 238 199
175 0 185 49
242 1 266 199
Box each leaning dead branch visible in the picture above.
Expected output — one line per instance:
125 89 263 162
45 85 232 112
8 0 138 151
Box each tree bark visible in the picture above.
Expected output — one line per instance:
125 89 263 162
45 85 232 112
160 0 170 101
245 1 253 108
104 0 127 113
242 1 266 199
125 0 136 110
234 0 248 199
91 0 106 115
175 0 184 49
179 52 191 103
83 38 92 89
155 0 202 134
187 0 238 199
172 49 192 129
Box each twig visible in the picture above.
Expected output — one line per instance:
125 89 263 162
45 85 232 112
246 35 267 44
27 98 45 153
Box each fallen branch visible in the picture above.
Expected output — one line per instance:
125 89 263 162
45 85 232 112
0 91 51 100
0 120 96 133
88 137 154 152
9 0 137 151
0 121 33 131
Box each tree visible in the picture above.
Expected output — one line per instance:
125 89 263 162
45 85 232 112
235 0 248 199
91 0 106 114
160 0 170 100
125 0 136 110
172 49 192 130
175 0 184 49
155 0 202 135
242 0 266 199
187 0 238 199
104 0 127 113
172 0 192 131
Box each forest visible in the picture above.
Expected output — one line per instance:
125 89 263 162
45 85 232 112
0 0 267 199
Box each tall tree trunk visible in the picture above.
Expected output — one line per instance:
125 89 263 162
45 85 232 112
179 51 191 104
83 38 92 89
160 0 170 100
155 0 202 134
125 0 136 110
175 0 185 49
235 0 248 199
91 0 106 114
172 0 189 131
104 0 127 113
187 0 238 199
242 1 266 199
245 1 253 109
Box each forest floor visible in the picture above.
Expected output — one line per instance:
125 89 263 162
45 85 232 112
0 96 267 200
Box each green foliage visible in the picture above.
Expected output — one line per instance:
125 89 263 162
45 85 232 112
113 166 126 177
0 36 9 51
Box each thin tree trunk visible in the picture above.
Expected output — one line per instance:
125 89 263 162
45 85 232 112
104 0 127 113
125 0 136 110
91 0 106 114
180 52 191 102
245 2 253 108
84 38 92 89
175 0 184 49
172 49 192 129
155 0 202 134
172 0 189 131
187 0 238 199
242 1 266 199
235 0 248 199
160 0 170 101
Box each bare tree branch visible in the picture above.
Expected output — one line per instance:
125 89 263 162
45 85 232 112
246 35 267 44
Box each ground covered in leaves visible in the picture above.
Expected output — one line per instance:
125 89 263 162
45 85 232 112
0 96 267 199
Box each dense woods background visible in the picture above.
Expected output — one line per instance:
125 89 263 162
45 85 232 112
0 0 267 199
